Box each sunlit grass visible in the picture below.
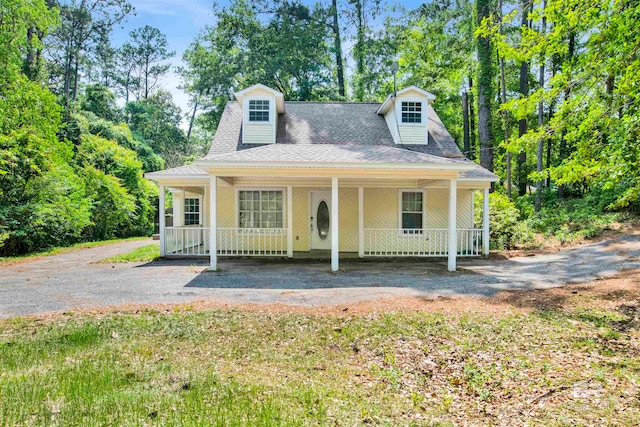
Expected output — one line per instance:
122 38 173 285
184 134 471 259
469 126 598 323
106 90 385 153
100 243 160 263
1 304 638 425
0 237 151 264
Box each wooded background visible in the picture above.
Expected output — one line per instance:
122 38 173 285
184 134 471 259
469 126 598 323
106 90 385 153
1 0 638 256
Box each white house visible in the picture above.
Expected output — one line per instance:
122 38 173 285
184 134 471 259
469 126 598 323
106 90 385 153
145 84 498 271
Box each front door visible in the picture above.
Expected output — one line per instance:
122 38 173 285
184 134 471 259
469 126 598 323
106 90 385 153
310 191 331 250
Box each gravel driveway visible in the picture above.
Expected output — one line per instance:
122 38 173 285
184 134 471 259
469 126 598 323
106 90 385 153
1 234 639 318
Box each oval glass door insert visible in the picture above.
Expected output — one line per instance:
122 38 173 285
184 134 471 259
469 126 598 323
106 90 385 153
317 201 329 240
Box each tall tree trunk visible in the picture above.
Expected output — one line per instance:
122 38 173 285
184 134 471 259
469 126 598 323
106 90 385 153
72 50 80 101
475 0 495 173
63 37 73 109
353 0 365 101
517 0 529 196
331 0 345 98
535 0 547 212
558 33 574 199
186 96 199 144
462 91 471 159
546 102 553 187
498 0 511 198
144 58 150 99
24 26 38 80
468 76 476 161
546 52 558 188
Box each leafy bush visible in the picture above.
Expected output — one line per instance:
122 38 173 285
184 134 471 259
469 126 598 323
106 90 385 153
475 192 534 250
523 188 627 244
77 112 164 172
77 134 156 239
81 166 136 240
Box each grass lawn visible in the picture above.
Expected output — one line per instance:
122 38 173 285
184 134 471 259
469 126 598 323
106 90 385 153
0 237 151 265
100 243 160 263
1 277 639 426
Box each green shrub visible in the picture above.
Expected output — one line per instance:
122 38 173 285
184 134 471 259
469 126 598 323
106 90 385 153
475 192 534 250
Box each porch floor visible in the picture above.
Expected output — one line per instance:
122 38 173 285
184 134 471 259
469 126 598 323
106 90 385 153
167 248 437 259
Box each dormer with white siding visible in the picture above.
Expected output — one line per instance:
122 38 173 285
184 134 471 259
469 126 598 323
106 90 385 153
376 86 436 145
235 84 285 145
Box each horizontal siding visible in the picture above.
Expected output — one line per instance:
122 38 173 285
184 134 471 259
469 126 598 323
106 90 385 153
396 90 428 145
363 188 398 229
398 125 427 145
292 187 309 251
339 188 358 252
384 109 399 144
243 123 274 144
201 185 475 255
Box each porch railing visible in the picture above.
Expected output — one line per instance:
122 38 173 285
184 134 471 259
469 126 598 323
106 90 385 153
457 228 483 256
363 228 483 257
165 227 209 256
164 227 481 257
217 228 287 256
364 229 449 257
164 227 287 257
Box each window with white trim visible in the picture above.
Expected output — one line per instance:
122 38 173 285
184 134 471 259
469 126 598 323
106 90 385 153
184 198 200 225
401 191 423 234
248 99 270 122
401 101 422 123
238 190 283 228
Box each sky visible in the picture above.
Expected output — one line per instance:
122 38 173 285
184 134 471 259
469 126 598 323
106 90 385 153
111 0 425 123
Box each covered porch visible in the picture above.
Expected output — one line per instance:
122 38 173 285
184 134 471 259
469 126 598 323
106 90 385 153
153 170 491 273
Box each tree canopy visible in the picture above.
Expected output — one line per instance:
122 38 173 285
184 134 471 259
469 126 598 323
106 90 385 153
1 0 638 256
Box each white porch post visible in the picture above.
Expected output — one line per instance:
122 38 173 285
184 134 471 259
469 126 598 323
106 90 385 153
358 187 364 258
159 185 165 257
331 177 339 271
173 190 184 227
448 178 457 271
209 176 217 270
287 186 293 258
483 187 490 256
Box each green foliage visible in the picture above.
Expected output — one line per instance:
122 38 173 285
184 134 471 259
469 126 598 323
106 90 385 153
398 0 475 143
81 166 136 240
125 92 188 167
522 188 627 244
76 112 164 172
2 164 92 254
0 0 58 84
122 25 175 100
0 1 158 255
77 134 156 239
481 0 640 209
80 84 120 122
180 0 338 134
0 74 86 254
475 192 533 249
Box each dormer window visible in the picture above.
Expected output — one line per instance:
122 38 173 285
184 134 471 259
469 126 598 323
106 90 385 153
401 101 422 123
249 100 270 122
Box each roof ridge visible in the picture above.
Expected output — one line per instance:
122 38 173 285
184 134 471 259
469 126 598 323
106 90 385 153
284 101 382 105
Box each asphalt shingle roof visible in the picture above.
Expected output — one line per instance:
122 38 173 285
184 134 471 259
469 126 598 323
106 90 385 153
150 99 498 182
206 101 465 159
204 143 469 165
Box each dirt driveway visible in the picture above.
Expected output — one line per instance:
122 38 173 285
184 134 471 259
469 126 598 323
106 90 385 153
0 234 639 318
